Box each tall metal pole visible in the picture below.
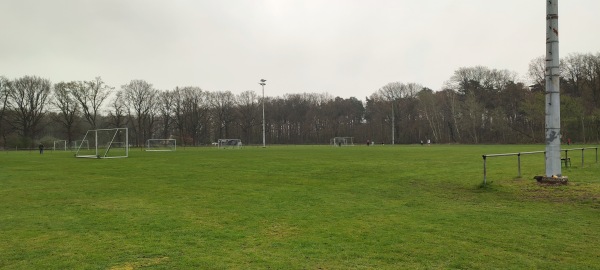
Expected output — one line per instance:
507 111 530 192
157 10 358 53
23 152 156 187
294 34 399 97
545 0 561 177
260 79 266 148
391 101 395 145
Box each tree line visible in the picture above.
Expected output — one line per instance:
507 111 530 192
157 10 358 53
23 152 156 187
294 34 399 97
1 52 600 148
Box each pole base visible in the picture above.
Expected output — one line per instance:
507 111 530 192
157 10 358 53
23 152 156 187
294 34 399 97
533 175 569 185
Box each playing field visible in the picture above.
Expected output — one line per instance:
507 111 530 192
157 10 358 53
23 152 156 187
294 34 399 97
1 145 599 269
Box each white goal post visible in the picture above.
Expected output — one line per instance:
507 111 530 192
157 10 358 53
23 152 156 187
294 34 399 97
331 137 354 147
75 128 129 158
53 140 67 151
217 139 242 149
146 139 176 151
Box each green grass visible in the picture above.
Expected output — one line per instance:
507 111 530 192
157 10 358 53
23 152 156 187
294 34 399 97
1 145 599 269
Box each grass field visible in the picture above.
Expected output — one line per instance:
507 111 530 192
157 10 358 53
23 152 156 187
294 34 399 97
1 144 599 269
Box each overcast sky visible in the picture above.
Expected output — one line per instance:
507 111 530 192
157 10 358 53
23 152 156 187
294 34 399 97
1 0 599 98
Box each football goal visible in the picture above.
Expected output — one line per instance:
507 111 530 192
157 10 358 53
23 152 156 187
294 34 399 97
146 139 176 151
218 139 242 149
331 137 354 147
73 140 89 150
53 140 67 151
75 128 129 158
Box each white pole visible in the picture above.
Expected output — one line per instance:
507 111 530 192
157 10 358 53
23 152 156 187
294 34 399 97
545 0 561 177
391 100 395 145
260 79 266 148
125 128 129 157
94 130 98 157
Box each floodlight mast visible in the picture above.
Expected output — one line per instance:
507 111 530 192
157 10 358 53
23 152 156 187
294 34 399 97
259 79 266 148
391 100 395 145
545 0 561 177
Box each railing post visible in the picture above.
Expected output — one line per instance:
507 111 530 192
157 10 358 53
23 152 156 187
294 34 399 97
483 155 487 186
517 153 521 178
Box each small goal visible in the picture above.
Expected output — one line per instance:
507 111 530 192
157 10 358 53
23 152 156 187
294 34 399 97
73 140 89 150
331 137 354 147
146 139 176 151
75 128 129 158
218 139 242 149
53 140 67 151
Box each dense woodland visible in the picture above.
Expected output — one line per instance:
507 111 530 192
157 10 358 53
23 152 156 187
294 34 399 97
1 52 600 148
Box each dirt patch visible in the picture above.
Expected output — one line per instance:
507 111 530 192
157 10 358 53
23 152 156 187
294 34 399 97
533 175 569 185
518 180 600 205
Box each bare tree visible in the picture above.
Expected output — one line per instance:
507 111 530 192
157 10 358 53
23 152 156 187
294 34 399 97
446 66 516 98
417 88 442 143
308 93 333 143
209 91 236 139
158 90 175 139
71 76 113 129
0 77 11 147
107 90 127 128
235 90 259 144
581 53 600 107
172 87 186 144
171 87 209 146
7 76 52 146
527 56 546 90
121 80 158 146
441 89 462 142
52 81 80 144
375 82 421 144
562 53 588 97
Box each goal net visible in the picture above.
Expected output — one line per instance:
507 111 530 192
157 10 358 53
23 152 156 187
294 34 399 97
146 139 176 151
218 139 242 149
53 140 67 151
75 128 129 158
331 137 354 147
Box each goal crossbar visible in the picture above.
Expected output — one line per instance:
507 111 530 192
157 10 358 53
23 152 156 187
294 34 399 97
146 139 177 151
53 140 67 151
331 137 354 146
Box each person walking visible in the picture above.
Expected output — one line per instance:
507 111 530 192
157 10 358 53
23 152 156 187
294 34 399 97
39 143 44 154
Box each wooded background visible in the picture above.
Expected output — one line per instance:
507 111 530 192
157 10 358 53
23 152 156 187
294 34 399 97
2 52 599 148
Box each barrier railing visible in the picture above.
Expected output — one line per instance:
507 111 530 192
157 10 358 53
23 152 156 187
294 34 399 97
482 147 598 185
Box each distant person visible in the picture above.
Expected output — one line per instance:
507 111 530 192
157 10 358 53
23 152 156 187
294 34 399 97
427 139 431 146
366 140 370 146
38 143 44 154
567 138 571 145
420 140 424 146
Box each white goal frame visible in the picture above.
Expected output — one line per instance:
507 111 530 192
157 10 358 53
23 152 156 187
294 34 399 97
53 140 67 151
218 139 242 149
331 137 354 147
146 139 177 151
75 128 129 159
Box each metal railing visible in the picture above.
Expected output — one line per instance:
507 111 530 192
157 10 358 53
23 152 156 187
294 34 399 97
482 147 598 185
